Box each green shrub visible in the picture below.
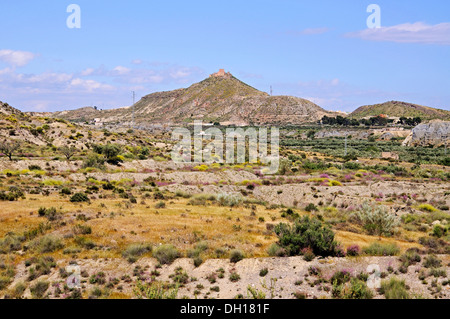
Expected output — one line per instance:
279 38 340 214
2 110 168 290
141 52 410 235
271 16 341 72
70 192 90 203
122 243 152 263
380 277 410 299
169 267 189 286
133 280 178 299
302 247 315 261
0 276 11 290
155 201 166 209
30 235 64 253
82 152 105 169
11 282 26 298
37 207 61 221
25 256 56 281
30 280 49 299
74 236 96 249
267 243 286 257
229 272 241 282
274 216 340 257
217 193 243 207
0 186 24 201
362 242 400 256
352 202 399 238
399 248 421 267
193 256 203 267
259 268 269 277
305 203 318 212
334 278 374 299
423 254 442 268
418 204 437 213
60 187 72 195
153 245 181 265
0 234 22 254
432 225 447 238
230 249 245 263
72 224 92 235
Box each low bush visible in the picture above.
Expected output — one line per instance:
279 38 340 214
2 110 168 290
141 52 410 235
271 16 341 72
423 255 442 268
29 235 64 253
25 256 56 281
133 280 178 299
399 248 421 267
122 243 152 263
267 243 286 257
30 280 49 299
217 193 243 207
274 216 340 257
37 207 61 221
0 186 24 201
229 272 241 282
362 242 400 256
334 278 374 299
155 201 166 209
352 202 399 238
418 204 437 213
72 224 92 235
380 277 410 299
230 249 245 263
346 245 361 257
70 192 90 203
153 245 181 265
259 268 269 277
0 234 22 254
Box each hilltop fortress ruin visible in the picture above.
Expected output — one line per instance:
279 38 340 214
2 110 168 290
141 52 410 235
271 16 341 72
209 69 232 79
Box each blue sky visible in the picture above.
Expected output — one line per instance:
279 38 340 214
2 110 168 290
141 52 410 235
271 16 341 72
0 0 449 112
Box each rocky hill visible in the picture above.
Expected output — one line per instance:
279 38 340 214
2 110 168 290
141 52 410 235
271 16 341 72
48 70 334 126
403 120 450 146
0 101 23 117
350 101 450 121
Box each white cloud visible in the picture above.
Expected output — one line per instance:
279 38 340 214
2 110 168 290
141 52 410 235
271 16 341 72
300 27 330 35
69 78 114 92
345 22 450 45
170 69 191 79
0 49 36 67
81 68 95 76
285 27 330 37
113 66 131 75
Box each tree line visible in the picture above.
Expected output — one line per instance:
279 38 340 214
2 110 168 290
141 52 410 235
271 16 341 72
320 115 422 127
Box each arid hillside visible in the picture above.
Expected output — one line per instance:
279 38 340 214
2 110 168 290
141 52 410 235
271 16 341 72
46 71 334 126
350 101 450 121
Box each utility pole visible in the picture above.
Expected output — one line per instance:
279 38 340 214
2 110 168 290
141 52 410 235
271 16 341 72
270 86 272 96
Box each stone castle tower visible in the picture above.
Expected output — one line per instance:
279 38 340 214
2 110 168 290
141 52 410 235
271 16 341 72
209 69 232 78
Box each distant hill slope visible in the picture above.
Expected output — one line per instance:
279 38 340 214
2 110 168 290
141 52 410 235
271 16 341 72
0 101 23 117
48 71 335 126
350 101 450 121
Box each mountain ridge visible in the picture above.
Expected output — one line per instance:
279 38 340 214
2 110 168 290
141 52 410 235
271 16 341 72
45 71 335 126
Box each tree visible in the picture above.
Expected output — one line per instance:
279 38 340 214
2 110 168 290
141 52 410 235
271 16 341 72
59 146 77 161
0 140 21 161
92 143 122 165
306 130 316 140
274 216 340 257
353 202 399 239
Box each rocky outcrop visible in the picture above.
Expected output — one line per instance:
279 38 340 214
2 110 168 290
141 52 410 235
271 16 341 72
403 120 450 146
0 101 22 116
